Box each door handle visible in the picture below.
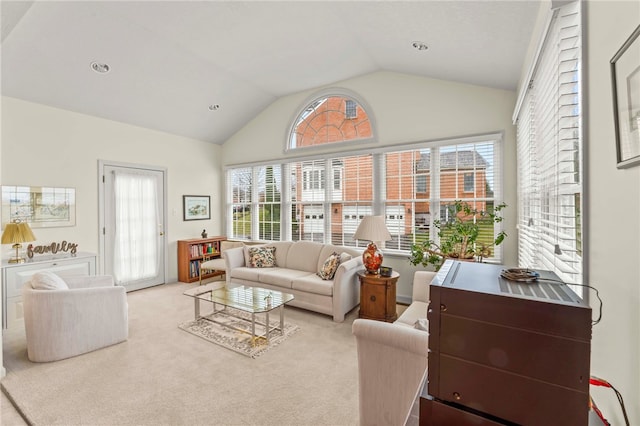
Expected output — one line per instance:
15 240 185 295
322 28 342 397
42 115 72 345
159 232 164 236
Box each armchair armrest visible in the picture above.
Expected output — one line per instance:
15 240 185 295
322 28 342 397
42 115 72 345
61 275 115 289
352 319 428 426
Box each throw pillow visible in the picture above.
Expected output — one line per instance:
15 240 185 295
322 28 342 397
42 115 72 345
415 318 429 332
339 252 352 263
248 246 277 268
31 271 69 290
317 252 341 280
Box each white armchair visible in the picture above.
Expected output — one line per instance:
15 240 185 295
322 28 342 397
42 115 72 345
352 270 435 426
23 273 128 362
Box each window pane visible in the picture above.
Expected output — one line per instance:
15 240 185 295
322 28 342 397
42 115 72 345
330 155 373 246
229 167 252 240
289 96 372 149
256 165 281 241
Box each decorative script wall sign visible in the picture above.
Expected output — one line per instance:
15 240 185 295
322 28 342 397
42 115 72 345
27 241 78 258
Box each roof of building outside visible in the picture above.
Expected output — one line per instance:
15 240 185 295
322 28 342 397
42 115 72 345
415 151 489 171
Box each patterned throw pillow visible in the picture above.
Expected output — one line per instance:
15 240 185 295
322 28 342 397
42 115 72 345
317 252 341 280
248 246 277 268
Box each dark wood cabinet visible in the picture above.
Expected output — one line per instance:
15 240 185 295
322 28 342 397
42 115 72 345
357 270 399 322
422 260 592 426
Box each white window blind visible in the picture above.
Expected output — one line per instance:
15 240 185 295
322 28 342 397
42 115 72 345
516 1 582 286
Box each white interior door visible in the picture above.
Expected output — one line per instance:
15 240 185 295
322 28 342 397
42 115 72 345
101 163 166 291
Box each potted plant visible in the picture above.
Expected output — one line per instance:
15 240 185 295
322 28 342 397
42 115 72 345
409 200 507 271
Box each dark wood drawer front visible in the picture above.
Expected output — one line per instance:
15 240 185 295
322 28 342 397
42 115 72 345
360 281 387 319
440 315 590 391
420 396 506 426
436 355 588 426
439 287 592 341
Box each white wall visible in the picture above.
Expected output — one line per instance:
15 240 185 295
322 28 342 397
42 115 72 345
585 1 640 422
1 96 223 282
223 70 519 299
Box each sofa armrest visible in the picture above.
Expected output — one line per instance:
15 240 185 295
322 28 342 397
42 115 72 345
412 270 436 303
223 246 246 278
352 319 429 426
61 275 115 289
331 256 362 322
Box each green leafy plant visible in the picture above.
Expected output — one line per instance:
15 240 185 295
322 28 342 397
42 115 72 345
409 201 507 271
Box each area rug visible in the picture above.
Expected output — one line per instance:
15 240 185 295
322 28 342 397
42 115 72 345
178 308 299 358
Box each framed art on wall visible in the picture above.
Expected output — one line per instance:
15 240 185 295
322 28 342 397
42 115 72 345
611 25 640 169
183 195 210 221
1 186 76 228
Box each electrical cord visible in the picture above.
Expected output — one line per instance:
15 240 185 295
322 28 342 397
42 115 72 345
500 269 603 326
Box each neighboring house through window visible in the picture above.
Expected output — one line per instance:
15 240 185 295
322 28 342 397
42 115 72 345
227 89 504 262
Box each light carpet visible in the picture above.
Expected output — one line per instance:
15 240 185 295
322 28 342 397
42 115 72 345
1 282 360 426
178 308 299 358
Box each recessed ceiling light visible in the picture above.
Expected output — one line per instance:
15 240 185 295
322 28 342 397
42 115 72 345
90 61 110 74
412 41 429 51
208 104 220 111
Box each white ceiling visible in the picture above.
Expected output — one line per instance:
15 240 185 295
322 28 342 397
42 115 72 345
1 1 540 145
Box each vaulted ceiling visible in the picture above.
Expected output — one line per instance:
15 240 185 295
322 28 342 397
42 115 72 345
1 1 540 144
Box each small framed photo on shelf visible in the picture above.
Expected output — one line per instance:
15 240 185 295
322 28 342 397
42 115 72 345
183 195 210 221
611 25 640 169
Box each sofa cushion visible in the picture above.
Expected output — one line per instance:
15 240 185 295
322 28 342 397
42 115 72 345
31 272 69 290
269 241 292 269
286 241 324 273
317 252 341 280
248 246 277 267
258 268 309 289
230 266 262 282
292 274 333 297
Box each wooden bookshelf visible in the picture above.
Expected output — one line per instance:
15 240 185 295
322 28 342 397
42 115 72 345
177 236 227 283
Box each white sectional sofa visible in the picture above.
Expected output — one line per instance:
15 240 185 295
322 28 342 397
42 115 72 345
223 241 363 322
352 270 436 426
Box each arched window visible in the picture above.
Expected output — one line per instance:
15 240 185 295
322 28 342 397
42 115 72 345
288 92 374 150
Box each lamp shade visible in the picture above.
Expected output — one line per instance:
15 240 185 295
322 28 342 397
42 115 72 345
2 220 36 244
353 215 391 243
353 216 391 274
2 220 36 263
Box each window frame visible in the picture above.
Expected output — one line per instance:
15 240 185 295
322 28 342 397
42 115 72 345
285 88 377 153
226 133 504 263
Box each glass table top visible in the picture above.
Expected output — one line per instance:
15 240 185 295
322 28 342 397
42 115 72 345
183 283 294 313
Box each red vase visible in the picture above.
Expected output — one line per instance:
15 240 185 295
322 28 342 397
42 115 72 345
362 242 383 274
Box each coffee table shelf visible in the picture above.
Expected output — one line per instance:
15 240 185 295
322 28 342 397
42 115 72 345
184 283 294 345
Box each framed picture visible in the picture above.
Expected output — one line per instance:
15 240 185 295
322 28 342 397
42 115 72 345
183 195 210 221
611 25 640 169
1 186 76 228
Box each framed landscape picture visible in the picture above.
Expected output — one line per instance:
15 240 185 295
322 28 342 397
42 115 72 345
1 186 76 228
183 195 210 221
611 25 640 169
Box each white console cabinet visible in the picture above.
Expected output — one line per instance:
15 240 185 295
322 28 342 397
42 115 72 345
1 252 96 330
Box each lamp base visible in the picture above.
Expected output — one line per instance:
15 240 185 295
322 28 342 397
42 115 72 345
362 242 383 274
8 243 25 263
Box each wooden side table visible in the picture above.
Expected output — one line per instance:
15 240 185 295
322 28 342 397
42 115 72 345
357 270 400 322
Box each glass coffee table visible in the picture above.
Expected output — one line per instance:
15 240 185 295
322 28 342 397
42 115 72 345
183 282 294 345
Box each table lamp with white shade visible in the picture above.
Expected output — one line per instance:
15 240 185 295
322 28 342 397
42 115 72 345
353 215 391 274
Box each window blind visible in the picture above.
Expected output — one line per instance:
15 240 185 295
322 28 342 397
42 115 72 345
516 1 582 287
